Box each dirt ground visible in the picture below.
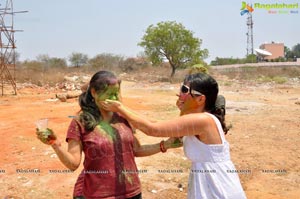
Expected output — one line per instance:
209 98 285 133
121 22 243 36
0 74 299 199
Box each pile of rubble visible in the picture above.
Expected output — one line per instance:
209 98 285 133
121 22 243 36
55 75 90 102
55 75 90 91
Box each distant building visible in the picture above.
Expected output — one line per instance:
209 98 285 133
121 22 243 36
259 42 284 60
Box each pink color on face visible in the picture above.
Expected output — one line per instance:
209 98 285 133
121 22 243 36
176 92 189 110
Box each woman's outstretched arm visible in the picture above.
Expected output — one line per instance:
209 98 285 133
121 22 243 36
51 139 82 171
101 100 209 137
133 135 182 157
36 129 82 171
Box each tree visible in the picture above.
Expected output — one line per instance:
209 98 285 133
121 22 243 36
36 54 50 63
120 57 150 72
48 57 67 68
69 52 88 67
139 21 208 77
88 53 123 70
284 46 294 60
285 44 300 61
291 43 300 58
36 54 67 69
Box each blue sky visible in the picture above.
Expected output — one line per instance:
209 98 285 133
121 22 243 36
11 0 300 63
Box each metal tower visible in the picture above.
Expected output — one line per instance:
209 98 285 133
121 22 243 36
0 0 26 95
246 12 254 56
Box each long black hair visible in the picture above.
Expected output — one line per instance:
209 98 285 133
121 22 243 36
186 73 229 134
78 71 120 131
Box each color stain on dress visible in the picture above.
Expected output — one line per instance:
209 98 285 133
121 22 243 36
96 121 116 142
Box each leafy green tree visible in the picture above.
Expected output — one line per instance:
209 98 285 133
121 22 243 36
285 44 300 61
284 46 294 60
291 43 300 58
69 52 88 67
139 21 208 77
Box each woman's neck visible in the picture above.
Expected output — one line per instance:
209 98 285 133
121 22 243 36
100 109 113 122
180 107 205 116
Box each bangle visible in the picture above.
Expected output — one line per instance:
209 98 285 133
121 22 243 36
160 140 167 153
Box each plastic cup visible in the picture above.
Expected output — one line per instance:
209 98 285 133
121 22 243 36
35 118 48 131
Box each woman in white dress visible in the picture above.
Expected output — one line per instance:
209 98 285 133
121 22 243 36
101 73 247 199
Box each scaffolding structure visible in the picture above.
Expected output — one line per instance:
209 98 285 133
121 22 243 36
0 0 26 95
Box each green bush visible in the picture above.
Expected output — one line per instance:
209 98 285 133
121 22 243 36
272 76 287 84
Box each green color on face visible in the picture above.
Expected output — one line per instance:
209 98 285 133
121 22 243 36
95 85 120 102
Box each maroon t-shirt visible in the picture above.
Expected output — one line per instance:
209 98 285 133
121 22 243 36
67 113 141 199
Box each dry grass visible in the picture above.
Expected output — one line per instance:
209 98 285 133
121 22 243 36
212 66 300 81
14 65 300 86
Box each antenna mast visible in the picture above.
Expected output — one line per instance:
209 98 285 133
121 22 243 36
246 12 254 56
0 0 27 95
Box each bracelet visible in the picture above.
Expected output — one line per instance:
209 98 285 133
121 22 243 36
160 140 167 153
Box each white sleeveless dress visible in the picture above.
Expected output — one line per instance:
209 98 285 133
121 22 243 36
183 113 247 199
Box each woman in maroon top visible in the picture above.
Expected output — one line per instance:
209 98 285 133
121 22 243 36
36 70 181 199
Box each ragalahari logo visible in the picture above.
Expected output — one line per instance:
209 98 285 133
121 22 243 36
240 1 254 15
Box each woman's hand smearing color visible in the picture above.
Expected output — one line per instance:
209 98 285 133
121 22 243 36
165 137 183 149
100 99 122 112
